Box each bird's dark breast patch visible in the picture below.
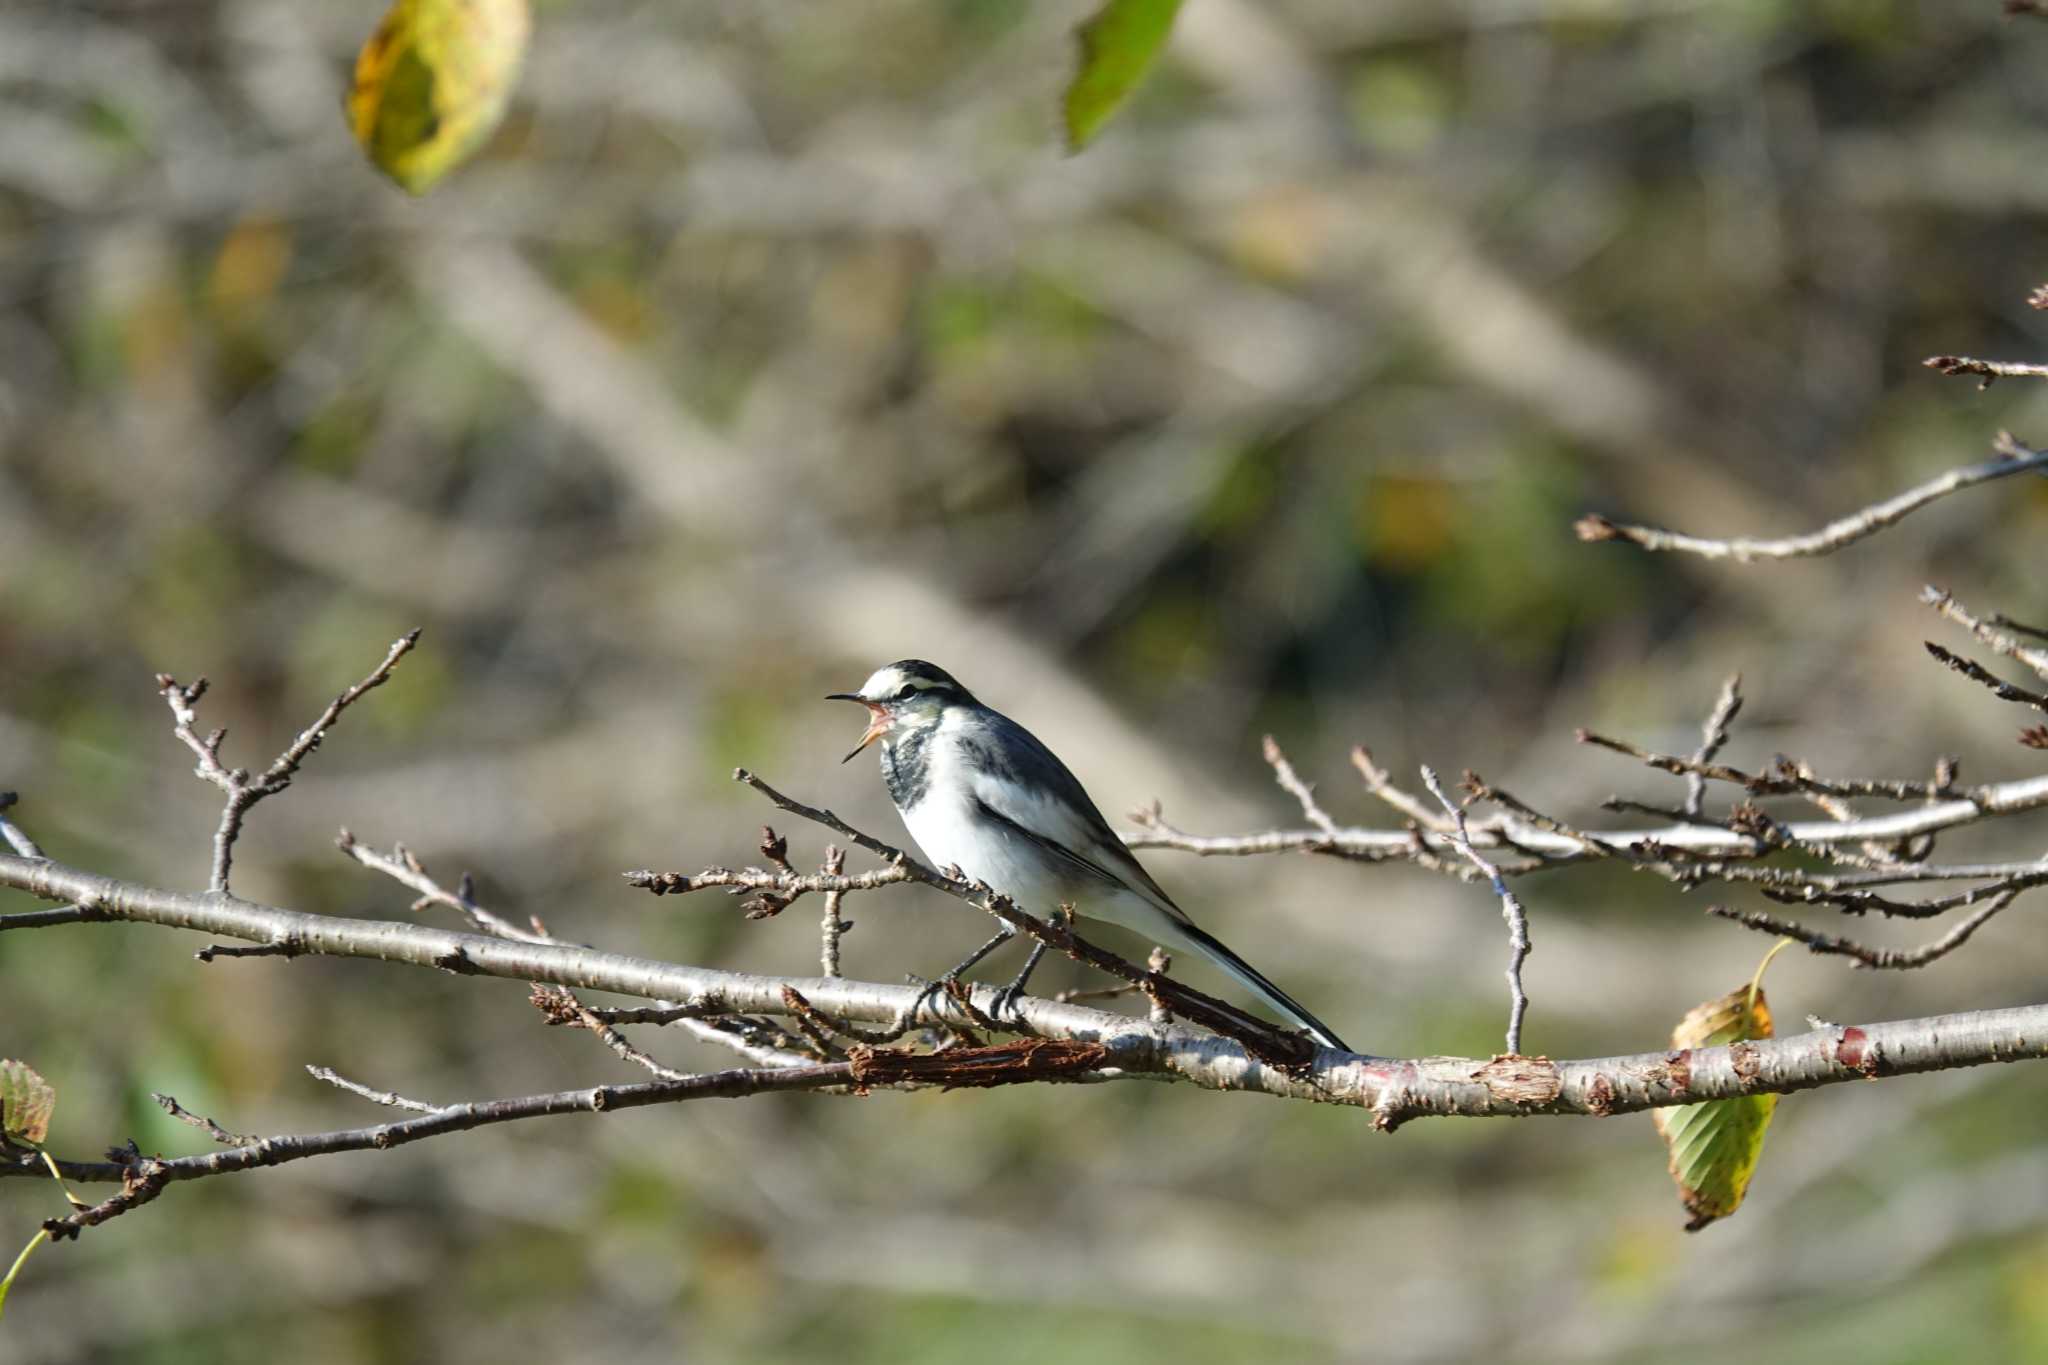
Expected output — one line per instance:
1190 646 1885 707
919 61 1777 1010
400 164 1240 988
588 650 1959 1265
881 726 932 809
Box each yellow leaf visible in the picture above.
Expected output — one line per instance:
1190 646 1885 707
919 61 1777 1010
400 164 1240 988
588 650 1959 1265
348 0 531 194
0 1059 54 1145
1650 945 1789 1231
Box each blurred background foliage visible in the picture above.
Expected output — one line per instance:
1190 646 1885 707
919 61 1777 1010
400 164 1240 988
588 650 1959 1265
4 0 2048 1360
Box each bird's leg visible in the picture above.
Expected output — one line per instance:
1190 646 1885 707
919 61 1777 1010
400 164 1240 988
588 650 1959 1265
905 924 1016 1026
990 902 1067 1025
989 939 1049 1024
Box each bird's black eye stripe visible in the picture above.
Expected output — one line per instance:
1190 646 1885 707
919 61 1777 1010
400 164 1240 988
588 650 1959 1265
894 684 917 701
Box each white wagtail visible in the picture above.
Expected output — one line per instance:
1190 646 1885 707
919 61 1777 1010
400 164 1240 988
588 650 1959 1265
828 660 1349 1051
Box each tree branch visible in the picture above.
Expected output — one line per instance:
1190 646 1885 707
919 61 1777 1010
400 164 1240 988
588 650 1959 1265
1685 675 1744 819
1123 772 2048 865
157 629 420 893
1923 643 2048 712
35 1062 861 1239
1571 433 2048 562
1925 586 2048 681
7 849 2048 1130
1263 735 1339 837
0 791 46 860
1708 893 2022 969
1420 765 1531 1055
1923 354 2048 388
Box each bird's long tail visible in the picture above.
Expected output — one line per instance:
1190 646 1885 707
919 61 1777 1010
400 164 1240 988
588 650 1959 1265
1149 919 1350 1053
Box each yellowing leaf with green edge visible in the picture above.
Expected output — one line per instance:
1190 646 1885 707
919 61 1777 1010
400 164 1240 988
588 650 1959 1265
0 1059 54 1145
1064 0 1184 153
1651 962 1783 1232
348 0 531 194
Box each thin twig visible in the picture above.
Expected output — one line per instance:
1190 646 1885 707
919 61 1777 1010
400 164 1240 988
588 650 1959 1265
1709 891 2023 969
336 830 553 944
1987 611 2048 644
818 845 851 976
1718 801 1907 874
1464 774 1607 857
158 630 420 893
305 1065 441 1114
1600 798 1724 826
1056 983 1146 1004
1758 867 2048 919
1923 643 2048 711
1420 765 1531 1055
579 1003 717 1026
0 792 45 859
1572 433 2048 561
1576 730 1967 801
0 904 100 932
1127 808 1478 871
779 986 859 1056
153 1093 253 1146
670 1016 819 1069
531 985 694 1081
194 941 300 962
627 861 915 901
1923 354 2048 389
1053 947 1169 1007
1263 735 1338 837
1924 586 2048 683
1699 858 2048 892
43 1063 862 1239
1686 676 1744 818
1350 746 1451 829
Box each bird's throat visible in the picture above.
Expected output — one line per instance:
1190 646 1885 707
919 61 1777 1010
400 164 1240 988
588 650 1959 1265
878 724 934 810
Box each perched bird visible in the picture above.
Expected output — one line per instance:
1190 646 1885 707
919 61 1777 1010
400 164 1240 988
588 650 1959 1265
828 659 1349 1051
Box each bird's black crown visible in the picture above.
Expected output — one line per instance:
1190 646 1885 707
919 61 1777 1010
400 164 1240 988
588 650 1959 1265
882 660 972 701
889 659 961 687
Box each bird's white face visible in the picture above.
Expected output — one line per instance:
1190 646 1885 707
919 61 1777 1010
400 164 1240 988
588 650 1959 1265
827 662 967 763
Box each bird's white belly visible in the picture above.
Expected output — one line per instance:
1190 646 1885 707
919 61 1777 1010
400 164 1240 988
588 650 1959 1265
901 793 1076 914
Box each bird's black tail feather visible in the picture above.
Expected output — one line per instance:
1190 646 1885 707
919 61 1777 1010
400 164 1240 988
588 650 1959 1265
1160 919 1351 1053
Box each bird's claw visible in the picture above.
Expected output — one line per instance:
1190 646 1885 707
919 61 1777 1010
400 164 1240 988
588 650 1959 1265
985 939 1045 1029
904 973 951 1028
988 982 1030 1026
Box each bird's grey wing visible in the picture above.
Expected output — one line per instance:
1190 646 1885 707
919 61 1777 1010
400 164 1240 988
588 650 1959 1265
963 712 1191 923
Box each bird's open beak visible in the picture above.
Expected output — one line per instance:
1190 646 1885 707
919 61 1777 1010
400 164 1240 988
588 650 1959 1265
825 693 890 763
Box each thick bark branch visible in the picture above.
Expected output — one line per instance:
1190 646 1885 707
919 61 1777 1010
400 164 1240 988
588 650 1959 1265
4 852 2046 1128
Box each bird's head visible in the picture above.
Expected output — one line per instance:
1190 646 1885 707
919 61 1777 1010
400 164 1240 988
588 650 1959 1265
826 659 974 763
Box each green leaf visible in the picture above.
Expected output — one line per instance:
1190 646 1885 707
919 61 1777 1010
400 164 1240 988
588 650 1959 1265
1650 981 1779 1232
1063 0 1184 152
0 1060 54 1145
347 0 531 194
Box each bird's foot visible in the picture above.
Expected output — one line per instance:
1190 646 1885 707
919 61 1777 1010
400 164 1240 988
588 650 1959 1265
902 973 953 1030
985 939 1047 1029
987 981 1029 1026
